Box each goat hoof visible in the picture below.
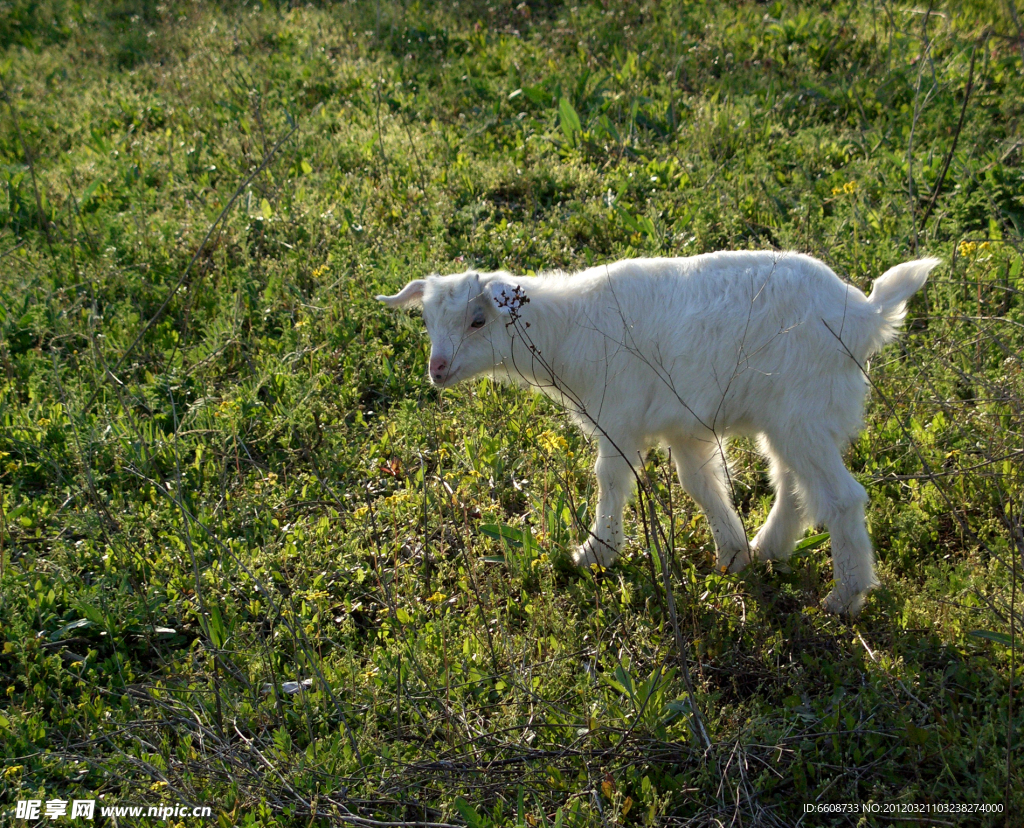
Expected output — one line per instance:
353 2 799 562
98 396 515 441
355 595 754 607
716 547 751 573
749 538 792 564
750 540 792 572
822 587 867 617
573 538 619 569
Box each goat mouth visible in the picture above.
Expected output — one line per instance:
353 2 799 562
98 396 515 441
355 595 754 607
430 367 461 387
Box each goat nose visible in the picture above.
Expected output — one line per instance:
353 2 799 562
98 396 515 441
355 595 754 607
429 356 448 378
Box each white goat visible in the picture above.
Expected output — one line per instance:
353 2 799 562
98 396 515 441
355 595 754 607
378 251 939 616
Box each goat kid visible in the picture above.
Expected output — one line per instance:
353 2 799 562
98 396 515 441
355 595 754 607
378 251 940 616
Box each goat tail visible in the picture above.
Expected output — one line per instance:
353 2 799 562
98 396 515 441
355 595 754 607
854 258 940 360
868 258 940 323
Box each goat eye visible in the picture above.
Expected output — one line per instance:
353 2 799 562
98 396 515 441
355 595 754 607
470 315 485 329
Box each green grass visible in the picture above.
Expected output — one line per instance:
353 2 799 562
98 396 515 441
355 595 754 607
1 1 1022 825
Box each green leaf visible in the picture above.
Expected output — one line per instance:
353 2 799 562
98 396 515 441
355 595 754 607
614 204 641 232
601 674 628 695
395 607 412 624
611 664 635 698
454 797 486 828
969 629 1015 647
792 760 807 793
208 605 228 648
522 85 550 106
300 159 312 175
636 214 656 239
260 198 273 219
272 725 292 753
479 524 523 547
906 721 930 745
793 532 830 552
613 204 655 239
76 602 106 627
50 618 93 641
81 177 104 205
558 97 582 144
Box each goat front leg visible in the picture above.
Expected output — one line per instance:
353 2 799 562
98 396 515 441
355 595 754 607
669 434 750 572
574 437 641 569
750 445 807 566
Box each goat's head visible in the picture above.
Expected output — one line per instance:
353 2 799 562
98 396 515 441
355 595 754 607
377 271 521 387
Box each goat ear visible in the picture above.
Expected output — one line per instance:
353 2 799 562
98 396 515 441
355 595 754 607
487 280 522 315
376 279 426 309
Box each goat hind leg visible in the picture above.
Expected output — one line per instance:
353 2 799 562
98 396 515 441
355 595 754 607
782 439 877 616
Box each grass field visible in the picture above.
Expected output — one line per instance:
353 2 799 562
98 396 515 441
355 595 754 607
1 1 1023 825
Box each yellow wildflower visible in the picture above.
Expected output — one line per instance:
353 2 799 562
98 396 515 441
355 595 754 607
537 430 570 456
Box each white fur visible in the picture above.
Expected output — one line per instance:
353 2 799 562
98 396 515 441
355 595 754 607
378 251 940 616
